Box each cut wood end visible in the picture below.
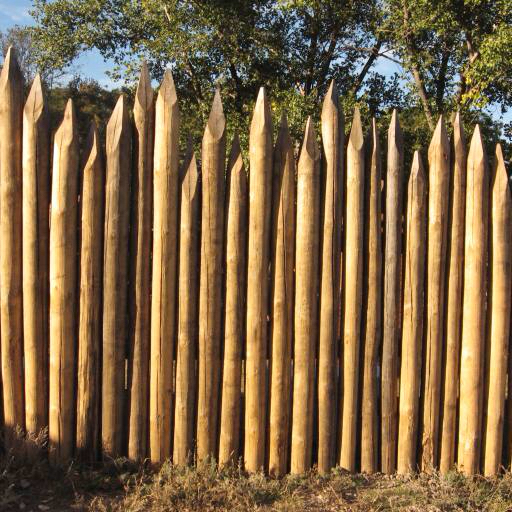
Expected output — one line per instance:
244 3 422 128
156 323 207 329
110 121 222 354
388 108 403 147
181 141 199 193
493 143 510 196
428 114 449 159
0 46 22 86
468 124 486 168
83 121 101 167
349 107 364 150
411 150 425 177
275 111 292 152
453 111 466 147
158 69 178 107
321 80 338 118
106 94 129 145
370 117 380 155
24 73 45 120
54 98 77 147
299 116 319 163
228 131 244 176
134 60 153 114
250 86 272 132
205 88 225 140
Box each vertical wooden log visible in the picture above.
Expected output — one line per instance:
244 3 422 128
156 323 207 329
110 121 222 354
290 117 320 474
381 110 404 473
397 151 427 474
360 119 383 473
340 108 365 471
102 95 131 457
76 123 104 460
483 144 511 476
173 144 200 465
318 81 343 474
197 90 226 460
458 125 488 475
22 73 50 439
128 62 154 461
49 99 79 463
439 113 466 473
268 114 295 477
245 87 273 472
0 47 25 444
219 134 248 466
421 116 450 469
150 70 180 463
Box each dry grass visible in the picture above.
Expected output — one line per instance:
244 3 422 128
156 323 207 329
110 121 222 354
1 441 512 511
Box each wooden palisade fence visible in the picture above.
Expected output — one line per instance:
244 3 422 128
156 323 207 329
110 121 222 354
1 47 511 477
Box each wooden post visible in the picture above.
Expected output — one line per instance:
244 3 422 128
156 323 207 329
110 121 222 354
128 62 154 461
0 47 25 445
439 113 466 473
421 116 450 469
245 87 273 472
150 70 180 463
458 125 488 475
49 99 79 463
219 134 248 466
483 144 511 476
381 110 404 473
397 151 427 474
360 119 383 473
318 81 343 474
22 73 50 440
197 89 226 460
291 117 320 474
173 144 200 465
268 113 295 477
76 123 104 460
102 95 131 457
340 108 365 471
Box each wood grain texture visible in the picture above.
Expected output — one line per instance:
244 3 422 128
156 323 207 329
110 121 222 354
49 99 79 464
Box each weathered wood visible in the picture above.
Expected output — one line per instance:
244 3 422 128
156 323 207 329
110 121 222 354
0 47 25 445
482 144 511 476
128 62 154 461
76 123 104 461
219 134 248 466
150 70 180 463
397 151 427 474
318 81 343 474
173 142 200 465
458 125 488 475
439 113 466 473
340 108 365 471
421 116 450 470
381 110 404 473
102 95 132 457
291 117 320 474
22 73 50 440
360 118 383 473
49 99 79 463
245 87 273 472
197 89 226 460
268 113 295 477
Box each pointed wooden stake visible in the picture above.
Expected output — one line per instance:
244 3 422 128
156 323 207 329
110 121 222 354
150 70 180 463
77 123 104 461
397 151 427 474
173 142 200 465
219 134 248 466
49 99 79 464
102 95 132 458
318 81 343 473
197 89 226 460
360 118 383 473
440 113 466 473
128 61 154 461
23 73 50 443
268 113 295 477
458 125 489 475
422 115 450 470
381 109 404 473
245 87 273 472
291 117 320 474
0 47 25 446
483 144 511 476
